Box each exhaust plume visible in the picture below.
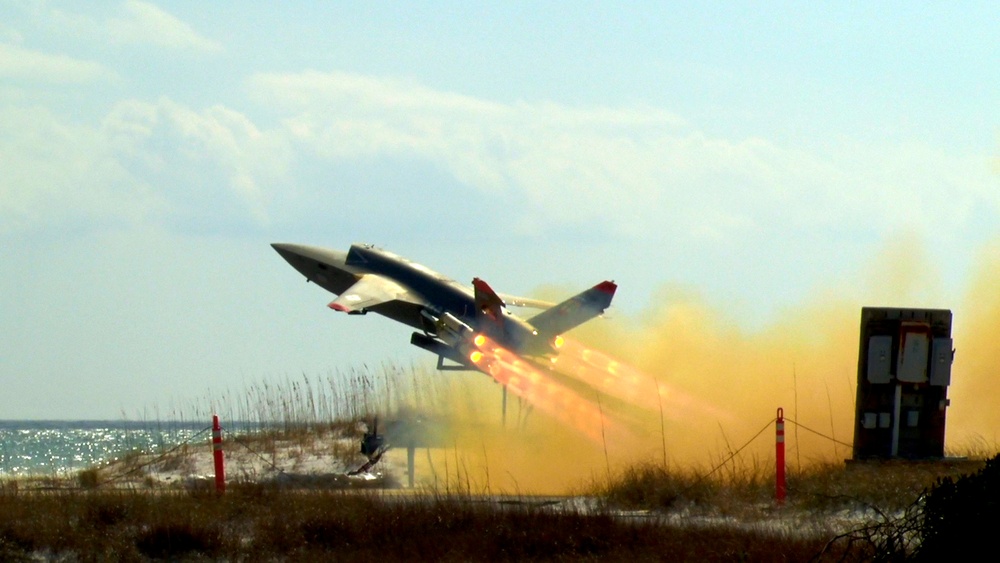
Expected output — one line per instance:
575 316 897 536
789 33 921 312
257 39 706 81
396 237 1000 494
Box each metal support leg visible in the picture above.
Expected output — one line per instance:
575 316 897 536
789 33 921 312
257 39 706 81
502 385 507 428
407 445 415 488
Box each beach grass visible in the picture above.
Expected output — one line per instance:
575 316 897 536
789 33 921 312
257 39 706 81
599 456 987 515
4 362 998 560
2 443 995 561
0 487 865 561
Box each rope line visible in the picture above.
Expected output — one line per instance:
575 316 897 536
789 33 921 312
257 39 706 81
687 413 855 489
694 417 775 484
227 431 288 477
784 417 854 449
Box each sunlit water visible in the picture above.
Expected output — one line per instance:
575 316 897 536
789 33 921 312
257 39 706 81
0 421 214 477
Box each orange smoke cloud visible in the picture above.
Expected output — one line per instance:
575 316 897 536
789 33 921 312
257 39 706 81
400 236 1000 494
946 241 1000 450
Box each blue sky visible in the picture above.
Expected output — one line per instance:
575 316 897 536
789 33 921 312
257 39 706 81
1 1 997 420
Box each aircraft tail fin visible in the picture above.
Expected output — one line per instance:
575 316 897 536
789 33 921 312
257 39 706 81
527 281 617 337
472 277 505 327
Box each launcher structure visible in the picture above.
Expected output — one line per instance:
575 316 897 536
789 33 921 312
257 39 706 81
853 307 954 460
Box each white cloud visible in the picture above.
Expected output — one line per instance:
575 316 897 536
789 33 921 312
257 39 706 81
0 21 24 44
0 43 114 83
107 1 222 53
0 97 289 233
0 104 161 232
3 68 995 242
99 97 291 226
40 1 221 53
250 70 1000 240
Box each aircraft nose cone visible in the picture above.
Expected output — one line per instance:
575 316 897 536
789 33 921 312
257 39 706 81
271 243 352 284
271 243 311 271
271 242 311 259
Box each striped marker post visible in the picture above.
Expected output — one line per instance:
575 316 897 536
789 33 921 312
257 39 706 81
212 414 226 494
775 407 786 505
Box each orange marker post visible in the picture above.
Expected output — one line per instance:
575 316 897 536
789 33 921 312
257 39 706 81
775 407 786 505
212 414 226 494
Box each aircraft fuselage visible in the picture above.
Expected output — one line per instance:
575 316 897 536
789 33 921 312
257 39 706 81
272 242 616 368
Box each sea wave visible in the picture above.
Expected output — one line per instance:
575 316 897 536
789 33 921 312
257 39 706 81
0 420 212 477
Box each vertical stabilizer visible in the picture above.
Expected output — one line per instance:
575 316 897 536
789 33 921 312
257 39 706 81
472 277 505 327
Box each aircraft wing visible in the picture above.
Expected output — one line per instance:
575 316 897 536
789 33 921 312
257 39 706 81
527 281 617 337
328 274 425 313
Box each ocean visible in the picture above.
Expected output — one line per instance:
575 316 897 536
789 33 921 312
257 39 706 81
0 420 214 477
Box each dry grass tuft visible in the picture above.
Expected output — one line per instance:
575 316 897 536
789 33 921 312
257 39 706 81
602 456 988 515
0 489 859 561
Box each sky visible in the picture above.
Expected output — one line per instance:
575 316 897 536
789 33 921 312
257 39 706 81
1 1 998 426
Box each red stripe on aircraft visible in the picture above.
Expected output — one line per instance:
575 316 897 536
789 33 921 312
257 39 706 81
595 281 617 294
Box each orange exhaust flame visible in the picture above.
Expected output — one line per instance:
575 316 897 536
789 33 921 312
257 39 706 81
472 335 617 443
549 337 730 422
